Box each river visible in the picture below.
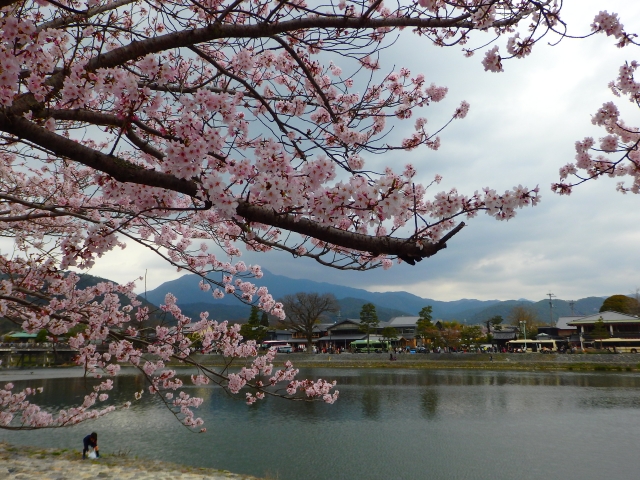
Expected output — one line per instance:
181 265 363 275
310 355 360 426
1 368 639 479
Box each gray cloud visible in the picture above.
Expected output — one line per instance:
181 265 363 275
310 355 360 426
79 1 640 303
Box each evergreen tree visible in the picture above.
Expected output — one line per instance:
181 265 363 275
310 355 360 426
359 303 379 354
380 326 398 350
591 317 609 349
248 306 260 324
239 306 268 342
416 306 437 348
488 315 504 331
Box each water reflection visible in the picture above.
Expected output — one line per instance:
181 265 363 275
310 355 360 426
420 389 438 419
361 388 380 418
2 368 640 480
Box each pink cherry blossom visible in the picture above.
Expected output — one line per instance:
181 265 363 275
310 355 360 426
0 0 581 430
555 16 640 196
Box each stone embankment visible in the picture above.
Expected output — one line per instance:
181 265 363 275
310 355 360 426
0 443 259 480
188 352 640 371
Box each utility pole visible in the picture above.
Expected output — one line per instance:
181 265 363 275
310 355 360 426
547 293 556 326
331 310 340 351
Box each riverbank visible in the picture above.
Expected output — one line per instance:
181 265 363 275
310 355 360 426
186 352 640 371
1 353 639 382
0 442 260 479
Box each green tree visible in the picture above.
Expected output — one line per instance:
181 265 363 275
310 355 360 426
187 332 203 350
600 295 640 315
418 306 433 323
248 306 260 324
486 315 503 331
279 293 339 353
416 306 438 348
65 324 87 339
359 303 379 353
591 317 609 349
380 326 398 349
461 325 484 350
260 311 270 327
416 306 433 334
439 321 462 350
239 306 269 342
36 329 48 343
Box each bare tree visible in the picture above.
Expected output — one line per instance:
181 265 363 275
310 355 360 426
508 305 544 338
278 293 339 353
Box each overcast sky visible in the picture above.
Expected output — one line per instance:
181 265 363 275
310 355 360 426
78 0 640 303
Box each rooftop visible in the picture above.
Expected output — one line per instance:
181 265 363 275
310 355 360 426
567 311 640 325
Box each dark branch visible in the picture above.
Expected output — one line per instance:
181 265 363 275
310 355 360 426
0 113 465 261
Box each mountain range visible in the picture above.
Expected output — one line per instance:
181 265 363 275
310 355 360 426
144 270 607 324
0 273 166 335
1 271 608 335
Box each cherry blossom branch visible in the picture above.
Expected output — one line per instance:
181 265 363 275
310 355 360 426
0 114 465 261
0 0 570 429
77 13 528 74
554 13 640 195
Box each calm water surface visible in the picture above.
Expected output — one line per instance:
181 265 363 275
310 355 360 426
2 368 640 480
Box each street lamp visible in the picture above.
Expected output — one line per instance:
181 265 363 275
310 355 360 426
519 320 527 352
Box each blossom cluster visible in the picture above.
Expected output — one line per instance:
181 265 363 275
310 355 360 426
591 11 632 47
0 381 116 428
0 265 338 428
554 13 640 196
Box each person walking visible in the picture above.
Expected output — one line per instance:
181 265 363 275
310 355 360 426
82 432 99 459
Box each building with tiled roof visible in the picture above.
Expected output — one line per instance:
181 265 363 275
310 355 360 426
567 311 640 338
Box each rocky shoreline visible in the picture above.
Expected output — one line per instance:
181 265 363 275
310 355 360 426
0 442 260 480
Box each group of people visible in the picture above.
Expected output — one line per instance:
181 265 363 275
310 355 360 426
312 346 344 354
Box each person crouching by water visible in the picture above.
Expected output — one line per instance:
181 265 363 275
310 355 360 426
82 432 99 459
